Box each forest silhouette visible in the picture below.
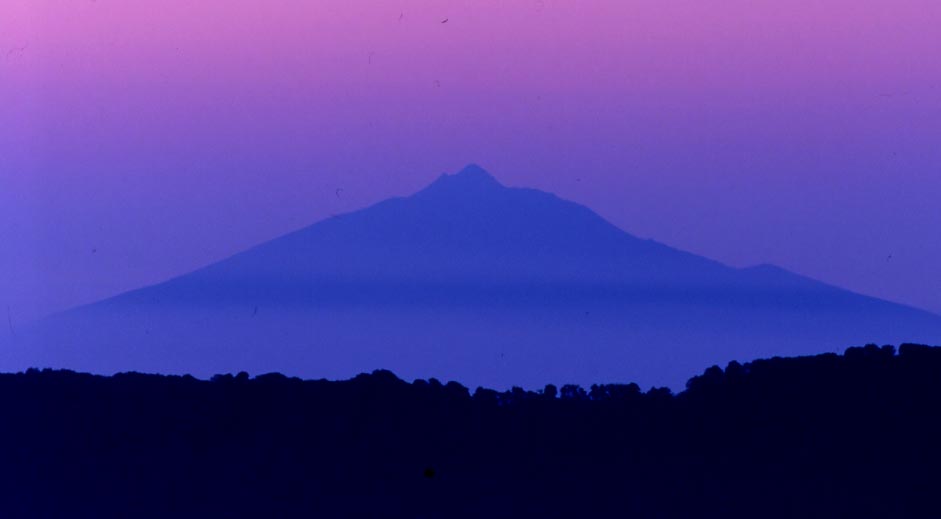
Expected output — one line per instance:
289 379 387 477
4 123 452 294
1 343 939 518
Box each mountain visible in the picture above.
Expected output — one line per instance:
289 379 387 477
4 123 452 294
5 164 941 388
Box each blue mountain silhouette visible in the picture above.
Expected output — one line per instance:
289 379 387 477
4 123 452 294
8 165 941 388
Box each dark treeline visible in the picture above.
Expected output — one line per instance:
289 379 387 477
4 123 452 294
1 344 940 518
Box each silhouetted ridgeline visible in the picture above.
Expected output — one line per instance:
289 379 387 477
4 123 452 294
1 344 940 518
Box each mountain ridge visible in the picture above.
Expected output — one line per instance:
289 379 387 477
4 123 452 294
7 164 941 389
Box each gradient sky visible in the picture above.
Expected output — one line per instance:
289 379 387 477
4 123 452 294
1 0 940 324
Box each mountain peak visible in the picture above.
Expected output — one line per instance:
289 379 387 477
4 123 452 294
417 164 504 197
454 163 497 181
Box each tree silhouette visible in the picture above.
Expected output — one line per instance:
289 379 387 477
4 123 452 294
0 344 938 518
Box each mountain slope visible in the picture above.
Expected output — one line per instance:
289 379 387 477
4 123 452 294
6 165 941 388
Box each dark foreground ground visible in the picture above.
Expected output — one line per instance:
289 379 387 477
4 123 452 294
1 344 940 518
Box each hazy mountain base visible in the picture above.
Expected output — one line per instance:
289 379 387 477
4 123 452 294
7 290 940 390
0 344 938 518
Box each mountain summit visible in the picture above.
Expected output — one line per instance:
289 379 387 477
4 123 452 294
440 163 501 186
8 165 941 388
415 163 506 201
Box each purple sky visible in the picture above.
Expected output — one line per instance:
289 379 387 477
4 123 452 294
1 0 940 323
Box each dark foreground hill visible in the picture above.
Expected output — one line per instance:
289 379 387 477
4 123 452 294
2 344 940 518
